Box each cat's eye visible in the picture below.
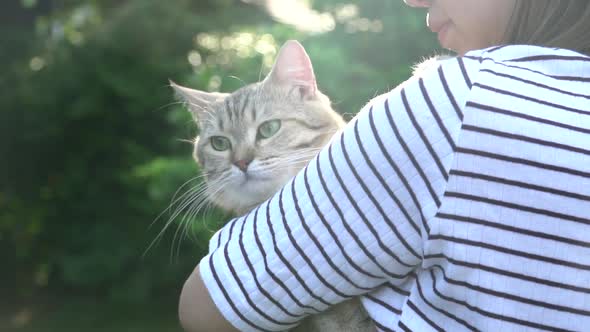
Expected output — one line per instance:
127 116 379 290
257 120 281 139
210 136 231 151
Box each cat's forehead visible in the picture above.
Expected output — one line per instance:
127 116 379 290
202 83 297 132
229 82 294 111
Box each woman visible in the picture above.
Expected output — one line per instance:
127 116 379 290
179 1 590 331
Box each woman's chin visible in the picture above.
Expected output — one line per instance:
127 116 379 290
437 29 473 55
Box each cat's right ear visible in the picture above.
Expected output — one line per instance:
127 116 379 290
265 40 317 99
169 80 228 121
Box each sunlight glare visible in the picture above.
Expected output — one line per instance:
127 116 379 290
264 0 335 33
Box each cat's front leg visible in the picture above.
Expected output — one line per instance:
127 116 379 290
290 299 376 332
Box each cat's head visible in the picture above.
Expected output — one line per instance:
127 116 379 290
171 40 344 214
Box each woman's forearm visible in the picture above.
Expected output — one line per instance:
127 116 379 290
179 265 239 332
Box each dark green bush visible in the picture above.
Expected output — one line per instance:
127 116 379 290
0 0 437 303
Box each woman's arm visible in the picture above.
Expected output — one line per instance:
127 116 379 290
179 265 238 332
180 54 482 332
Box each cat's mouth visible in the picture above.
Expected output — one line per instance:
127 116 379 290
240 171 270 184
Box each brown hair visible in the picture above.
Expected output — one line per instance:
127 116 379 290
504 0 590 56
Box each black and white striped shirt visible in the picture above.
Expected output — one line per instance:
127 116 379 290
199 45 590 332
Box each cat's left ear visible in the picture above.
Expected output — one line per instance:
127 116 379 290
266 40 317 98
169 80 229 121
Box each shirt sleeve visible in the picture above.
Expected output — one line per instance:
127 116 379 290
198 55 482 332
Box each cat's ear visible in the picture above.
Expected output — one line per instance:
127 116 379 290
266 40 317 98
169 80 228 121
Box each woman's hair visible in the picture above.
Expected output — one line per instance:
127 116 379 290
504 0 590 55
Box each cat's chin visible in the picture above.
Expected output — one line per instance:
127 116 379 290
239 172 272 184
212 176 284 216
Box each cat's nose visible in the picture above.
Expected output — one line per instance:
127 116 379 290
234 159 252 172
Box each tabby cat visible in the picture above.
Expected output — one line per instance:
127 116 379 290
171 40 374 332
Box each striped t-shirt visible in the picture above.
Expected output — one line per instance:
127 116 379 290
199 45 590 332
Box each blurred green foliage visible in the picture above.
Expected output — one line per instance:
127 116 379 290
1 0 437 309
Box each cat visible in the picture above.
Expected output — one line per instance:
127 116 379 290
171 40 375 332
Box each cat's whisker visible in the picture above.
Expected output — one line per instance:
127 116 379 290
148 173 209 229
260 152 320 168
186 102 215 117
280 153 321 160
147 184 203 244
228 75 247 88
171 179 213 223
160 179 212 239
198 179 233 224
172 174 230 237
171 185 209 227
144 183 209 258
172 176 233 260
180 184 219 232
155 100 187 112
176 195 214 256
280 145 328 156
163 178 209 222
169 188 209 261
264 149 321 161
257 154 321 176
176 138 196 145
185 101 220 126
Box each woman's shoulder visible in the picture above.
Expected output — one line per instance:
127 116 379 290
462 45 590 80
373 45 589 117
412 45 590 79
465 44 589 61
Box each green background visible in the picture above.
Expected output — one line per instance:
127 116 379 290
1 0 439 330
